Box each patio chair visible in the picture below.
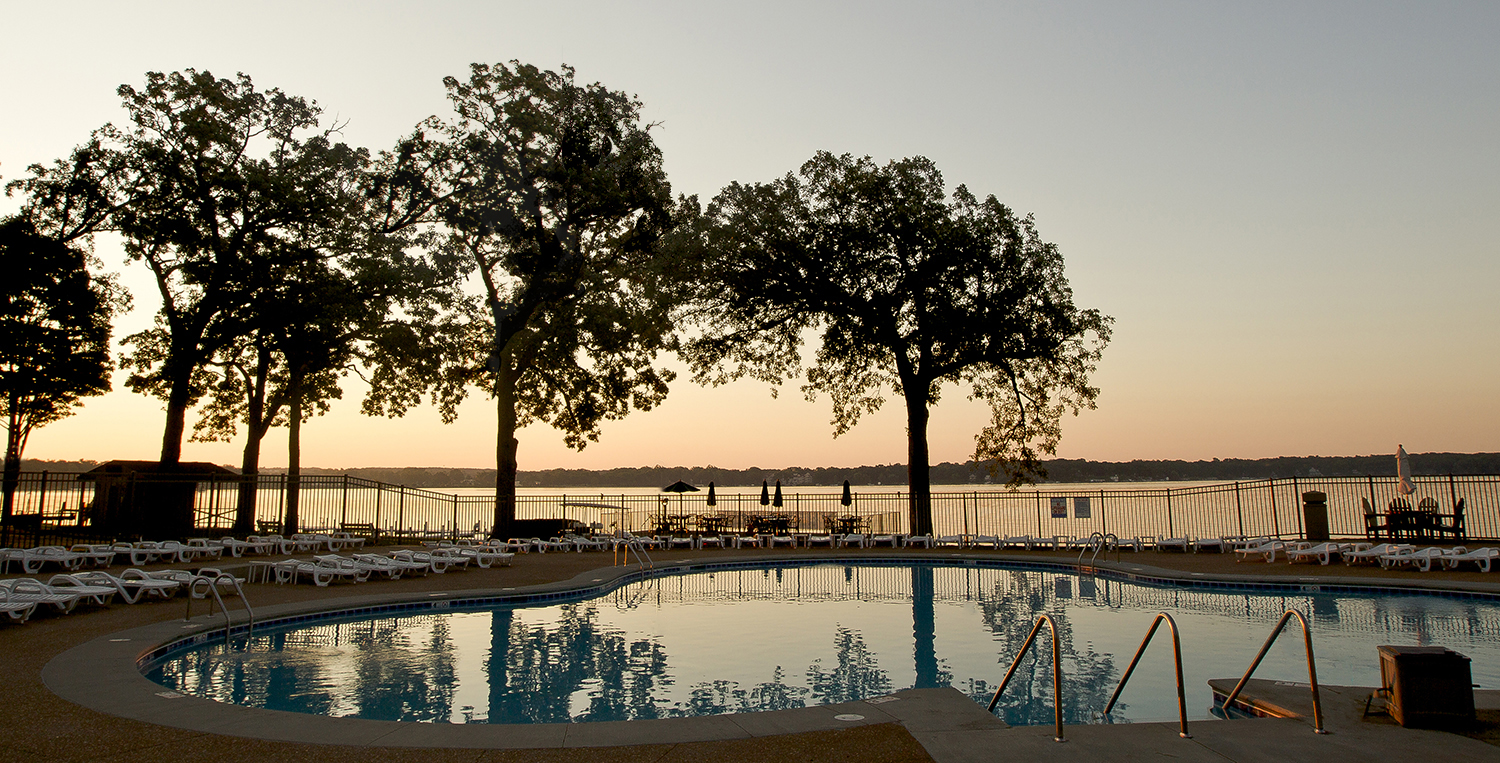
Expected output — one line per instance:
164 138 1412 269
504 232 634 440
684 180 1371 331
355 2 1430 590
695 535 727 550
903 534 935 548
1191 537 1226 553
1360 498 1389 540
1436 498 1467 543
971 535 1002 550
766 534 797 548
146 568 245 597
1001 535 1033 550
84 569 184 602
274 558 368 586
1440 546 1498 572
933 535 965 548
730 534 763 549
867 533 901 548
802 534 833 548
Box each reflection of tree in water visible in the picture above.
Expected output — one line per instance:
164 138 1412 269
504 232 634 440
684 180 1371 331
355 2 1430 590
149 630 339 716
675 667 810 716
486 604 673 723
968 571 1119 725
807 626 893 704
346 615 457 722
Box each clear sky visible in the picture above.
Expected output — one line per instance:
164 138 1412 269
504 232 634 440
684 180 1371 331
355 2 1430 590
3 1 1497 471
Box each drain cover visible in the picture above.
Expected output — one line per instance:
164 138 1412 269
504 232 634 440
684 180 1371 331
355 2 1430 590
834 714 865 721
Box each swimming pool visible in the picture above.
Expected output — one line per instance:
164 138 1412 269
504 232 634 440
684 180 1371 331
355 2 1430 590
143 561 1500 726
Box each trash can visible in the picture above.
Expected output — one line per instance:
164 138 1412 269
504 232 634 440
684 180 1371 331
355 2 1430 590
1301 491 1329 542
1377 645 1475 728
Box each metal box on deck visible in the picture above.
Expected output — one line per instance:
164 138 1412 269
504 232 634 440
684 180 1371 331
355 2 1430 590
1377 645 1475 728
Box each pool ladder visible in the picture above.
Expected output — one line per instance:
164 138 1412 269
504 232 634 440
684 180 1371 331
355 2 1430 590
184 569 254 645
989 608 1327 741
1076 532 1119 565
1218 609 1327 734
989 612 1189 742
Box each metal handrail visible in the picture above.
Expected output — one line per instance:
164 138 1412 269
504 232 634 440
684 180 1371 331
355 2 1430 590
1220 609 1328 734
185 569 254 645
988 614 1066 742
1103 613 1190 738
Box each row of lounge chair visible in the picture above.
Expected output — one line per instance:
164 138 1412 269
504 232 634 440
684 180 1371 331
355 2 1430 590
0 533 368 574
271 545 514 587
1232 539 1498 571
0 567 241 624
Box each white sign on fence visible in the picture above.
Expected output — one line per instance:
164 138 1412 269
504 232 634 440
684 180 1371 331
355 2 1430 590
1074 496 1091 519
1051 497 1067 518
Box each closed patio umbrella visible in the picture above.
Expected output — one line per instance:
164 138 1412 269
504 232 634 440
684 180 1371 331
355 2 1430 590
706 482 716 507
1397 445 1416 497
773 480 784 508
841 480 852 507
760 481 770 506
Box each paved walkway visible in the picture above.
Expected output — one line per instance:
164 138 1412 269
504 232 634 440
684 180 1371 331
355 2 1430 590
4 546 1498 762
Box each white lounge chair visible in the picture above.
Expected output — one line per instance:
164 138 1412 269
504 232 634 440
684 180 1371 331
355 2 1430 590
69 569 182 603
1156 537 1190 553
0 578 83 614
971 535 1002 550
1191 537 1226 553
0 588 38 623
68 544 118 568
1441 547 1499 572
1380 546 1454 572
903 535 935 548
1001 535 1033 550
934 535 965 548
14 546 86 573
45 573 123 606
1285 542 1351 566
802 534 833 548
1342 543 1411 565
274 558 369 586
353 553 428 576
1234 540 1287 563
836 533 867 548
868 534 901 548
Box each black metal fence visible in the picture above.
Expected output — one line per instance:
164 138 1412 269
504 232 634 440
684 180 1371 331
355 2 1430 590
3 471 1497 545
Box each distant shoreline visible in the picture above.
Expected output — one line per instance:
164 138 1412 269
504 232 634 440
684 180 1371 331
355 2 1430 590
19 452 1500 488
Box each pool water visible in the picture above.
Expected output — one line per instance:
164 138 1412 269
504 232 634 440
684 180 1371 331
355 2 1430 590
144 563 1500 726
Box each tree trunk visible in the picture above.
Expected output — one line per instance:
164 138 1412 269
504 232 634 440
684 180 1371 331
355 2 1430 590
283 378 302 536
1 398 21 545
234 349 274 534
159 356 195 466
492 355 519 538
904 388 934 536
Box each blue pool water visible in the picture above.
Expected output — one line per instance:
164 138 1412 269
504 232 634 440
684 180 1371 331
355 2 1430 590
144 562 1500 726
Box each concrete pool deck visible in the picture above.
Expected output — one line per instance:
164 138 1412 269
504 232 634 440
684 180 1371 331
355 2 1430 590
6 545 1500 761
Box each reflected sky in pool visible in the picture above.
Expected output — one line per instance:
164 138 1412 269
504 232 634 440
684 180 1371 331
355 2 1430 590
145 564 1500 725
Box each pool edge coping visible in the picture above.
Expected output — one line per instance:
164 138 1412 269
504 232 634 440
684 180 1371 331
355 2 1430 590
42 552 1500 749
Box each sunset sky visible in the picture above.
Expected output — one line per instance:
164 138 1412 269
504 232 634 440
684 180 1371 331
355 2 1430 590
3 2 1497 471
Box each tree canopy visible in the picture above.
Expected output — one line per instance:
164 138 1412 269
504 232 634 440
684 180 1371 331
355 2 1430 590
683 152 1112 534
10 69 370 467
0 216 125 524
368 62 688 534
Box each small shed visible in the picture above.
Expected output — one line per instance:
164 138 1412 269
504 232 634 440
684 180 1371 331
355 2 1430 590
80 460 238 539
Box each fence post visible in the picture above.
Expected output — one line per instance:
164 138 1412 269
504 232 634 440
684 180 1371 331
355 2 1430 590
1270 480 1281 537
1099 489 1107 537
1035 491 1043 537
1449 474 1458 512
37 471 49 518
340 475 349 527
1292 477 1304 537
1166 488 1174 538
1234 482 1245 538
397 487 406 536
373 484 383 536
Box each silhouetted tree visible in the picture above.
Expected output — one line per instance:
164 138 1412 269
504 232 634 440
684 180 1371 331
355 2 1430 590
0 216 125 530
11 69 369 469
683 153 1112 534
367 62 688 536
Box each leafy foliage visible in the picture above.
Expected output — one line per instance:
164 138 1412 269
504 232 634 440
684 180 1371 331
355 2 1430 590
684 152 1111 532
0 216 125 517
371 61 690 529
